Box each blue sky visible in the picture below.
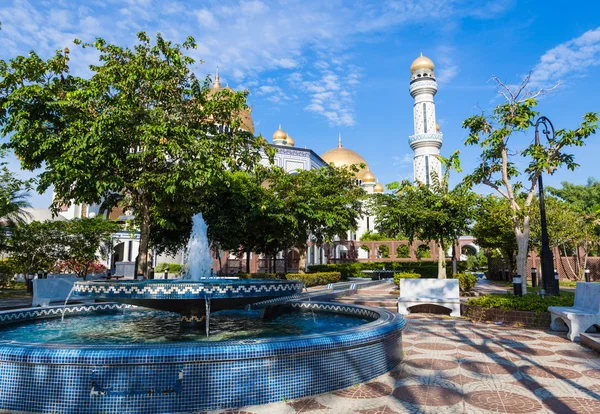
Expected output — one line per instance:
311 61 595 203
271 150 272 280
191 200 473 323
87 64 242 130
1 0 599 208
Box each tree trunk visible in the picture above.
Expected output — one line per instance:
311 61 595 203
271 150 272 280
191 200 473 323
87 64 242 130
515 224 529 294
245 247 251 274
298 246 307 274
437 241 446 279
136 203 151 278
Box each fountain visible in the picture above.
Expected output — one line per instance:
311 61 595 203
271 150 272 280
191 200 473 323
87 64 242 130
0 212 406 414
71 213 305 327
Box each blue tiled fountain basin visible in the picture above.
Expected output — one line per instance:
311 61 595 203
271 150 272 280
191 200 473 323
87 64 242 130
0 301 406 414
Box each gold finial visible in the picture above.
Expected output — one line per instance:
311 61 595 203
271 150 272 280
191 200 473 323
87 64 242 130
338 133 342 148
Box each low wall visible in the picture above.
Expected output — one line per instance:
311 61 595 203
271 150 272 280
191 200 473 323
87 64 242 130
461 303 550 328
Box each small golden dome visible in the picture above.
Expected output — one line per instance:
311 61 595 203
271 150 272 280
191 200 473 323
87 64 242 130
410 54 434 73
436 123 440 132
273 127 287 142
362 171 375 183
286 134 295 146
374 182 384 193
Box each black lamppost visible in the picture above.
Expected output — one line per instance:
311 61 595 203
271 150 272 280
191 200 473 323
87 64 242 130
534 116 559 296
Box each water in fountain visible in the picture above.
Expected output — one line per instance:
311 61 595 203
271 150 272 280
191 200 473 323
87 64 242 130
184 213 214 281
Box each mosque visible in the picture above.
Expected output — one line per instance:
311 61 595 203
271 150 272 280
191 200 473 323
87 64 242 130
57 54 478 275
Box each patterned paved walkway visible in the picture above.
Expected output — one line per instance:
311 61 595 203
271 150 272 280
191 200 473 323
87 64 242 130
209 314 600 414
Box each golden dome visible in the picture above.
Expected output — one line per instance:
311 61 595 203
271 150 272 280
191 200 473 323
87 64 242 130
286 134 295 146
410 54 434 73
321 135 370 180
239 108 255 135
436 123 440 132
362 171 375 183
273 127 287 142
374 182 384 193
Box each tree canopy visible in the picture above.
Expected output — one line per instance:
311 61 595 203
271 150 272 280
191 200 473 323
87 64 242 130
370 151 476 278
0 33 271 276
462 76 597 292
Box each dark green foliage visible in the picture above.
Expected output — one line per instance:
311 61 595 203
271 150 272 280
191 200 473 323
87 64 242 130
466 292 574 313
393 272 420 285
396 244 410 258
285 272 341 287
234 273 282 280
454 273 477 293
154 263 182 273
308 262 449 279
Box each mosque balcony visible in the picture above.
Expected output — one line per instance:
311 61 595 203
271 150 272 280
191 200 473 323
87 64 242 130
408 132 443 147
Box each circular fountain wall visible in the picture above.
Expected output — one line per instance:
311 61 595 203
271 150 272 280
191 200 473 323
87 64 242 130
0 301 405 414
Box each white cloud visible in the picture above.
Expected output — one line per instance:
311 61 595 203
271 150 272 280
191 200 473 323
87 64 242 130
392 154 413 168
529 26 600 90
195 9 219 30
435 46 460 85
0 0 514 126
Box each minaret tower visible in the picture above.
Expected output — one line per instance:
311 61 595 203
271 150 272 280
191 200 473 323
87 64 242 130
408 54 443 185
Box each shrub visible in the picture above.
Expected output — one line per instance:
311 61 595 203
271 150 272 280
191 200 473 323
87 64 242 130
416 244 431 259
454 273 477 293
285 272 341 287
393 272 421 285
466 292 574 313
396 245 410 258
378 244 390 258
155 262 182 273
307 262 444 279
236 273 281 280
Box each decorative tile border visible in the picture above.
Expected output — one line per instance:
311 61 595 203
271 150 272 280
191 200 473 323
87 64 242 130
73 279 305 300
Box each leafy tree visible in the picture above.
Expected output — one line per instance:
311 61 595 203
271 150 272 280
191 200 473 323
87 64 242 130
462 76 598 292
61 217 120 279
530 196 599 280
8 221 69 274
264 165 365 272
370 151 476 278
0 33 270 277
471 195 517 272
549 178 600 216
0 150 32 252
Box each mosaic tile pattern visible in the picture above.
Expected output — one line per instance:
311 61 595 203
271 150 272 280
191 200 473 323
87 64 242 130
0 301 405 413
73 279 305 299
218 314 600 414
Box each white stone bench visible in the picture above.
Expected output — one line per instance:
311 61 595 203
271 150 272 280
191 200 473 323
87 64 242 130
549 282 600 342
32 276 78 307
398 278 460 317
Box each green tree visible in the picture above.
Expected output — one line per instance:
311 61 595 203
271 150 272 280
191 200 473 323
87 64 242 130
8 221 68 274
0 33 270 277
471 195 517 272
0 150 32 251
530 196 599 280
370 151 476 278
265 165 365 272
463 76 597 292
61 217 120 279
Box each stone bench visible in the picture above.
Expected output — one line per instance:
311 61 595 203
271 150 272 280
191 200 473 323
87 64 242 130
32 276 78 307
398 278 460 317
549 282 600 342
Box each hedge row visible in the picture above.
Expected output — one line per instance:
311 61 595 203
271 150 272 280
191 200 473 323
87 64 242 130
393 272 420 285
308 261 467 279
285 272 341 287
235 273 282 280
455 273 478 293
466 292 574 313
154 263 182 273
